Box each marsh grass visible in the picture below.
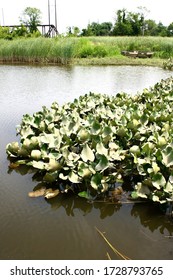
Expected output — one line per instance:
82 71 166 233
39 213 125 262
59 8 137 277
0 37 76 64
0 36 173 65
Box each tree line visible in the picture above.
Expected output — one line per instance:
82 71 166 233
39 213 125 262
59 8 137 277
0 6 173 39
78 8 173 37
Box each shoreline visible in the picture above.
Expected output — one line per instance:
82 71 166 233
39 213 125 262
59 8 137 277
73 57 165 67
0 57 166 68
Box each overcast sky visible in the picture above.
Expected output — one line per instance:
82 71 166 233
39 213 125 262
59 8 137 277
0 0 172 33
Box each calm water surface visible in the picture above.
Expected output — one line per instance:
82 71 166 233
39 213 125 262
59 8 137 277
0 64 173 260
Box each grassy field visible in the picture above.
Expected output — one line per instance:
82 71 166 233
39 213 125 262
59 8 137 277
0 36 173 66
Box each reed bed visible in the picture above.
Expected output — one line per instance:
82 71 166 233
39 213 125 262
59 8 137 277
0 37 76 64
0 36 173 65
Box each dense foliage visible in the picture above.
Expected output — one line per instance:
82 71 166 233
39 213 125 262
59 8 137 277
19 7 42 34
6 77 173 204
80 9 173 37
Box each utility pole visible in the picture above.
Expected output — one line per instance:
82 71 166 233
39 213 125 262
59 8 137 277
48 0 50 26
2 8 5 25
48 0 57 27
47 0 58 37
55 0 57 29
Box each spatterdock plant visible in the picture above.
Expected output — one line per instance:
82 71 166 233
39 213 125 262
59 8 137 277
6 77 173 203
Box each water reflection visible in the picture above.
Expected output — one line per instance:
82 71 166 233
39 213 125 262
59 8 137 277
7 163 173 237
45 195 173 234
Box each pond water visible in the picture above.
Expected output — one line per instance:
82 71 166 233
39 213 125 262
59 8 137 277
0 64 173 260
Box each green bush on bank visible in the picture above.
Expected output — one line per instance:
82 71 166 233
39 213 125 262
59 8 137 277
6 77 173 204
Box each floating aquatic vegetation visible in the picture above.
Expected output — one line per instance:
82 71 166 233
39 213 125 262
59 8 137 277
163 58 173 70
6 77 173 203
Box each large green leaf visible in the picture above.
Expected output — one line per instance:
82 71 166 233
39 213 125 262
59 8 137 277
161 145 173 167
96 142 108 156
91 173 102 190
43 172 59 182
164 181 173 193
152 173 166 189
77 128 90 141
31 150 42 160
90 120 101 135
6 142 20 156
29 160 46 170
40 133 55 145
81 144 95 162
102 126 112 137
20 126 35 139
47 158 61 171
68 171 81 183
135 182 150 198
78 162 91 177
78 191 90 199
95 155 109 172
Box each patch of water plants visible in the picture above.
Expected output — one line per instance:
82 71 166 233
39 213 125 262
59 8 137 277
6 77 173 204
163 58 173 70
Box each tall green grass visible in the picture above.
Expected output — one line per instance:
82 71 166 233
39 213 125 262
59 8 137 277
0 36 173 64
0 37 76 64
86 36 173 58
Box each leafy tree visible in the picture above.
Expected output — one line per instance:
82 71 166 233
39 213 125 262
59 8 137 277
112 9 141 36
72 26 81 36
81 22 113 36
156 22 168 37
112 8 155 36
99 22 113 36
127 12 143 35
144 19 158 36
66 26 81 36
81 25 93 36
20 7 42 33
12 25 28 38
167 22 173 36
113 21 132 36
0 26 10 39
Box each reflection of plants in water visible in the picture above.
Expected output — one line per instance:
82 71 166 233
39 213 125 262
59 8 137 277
131 203 173 236
8 162 173 232
46 192 173 234
33 184 122 218
6 77 173 204
8 162 173 236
